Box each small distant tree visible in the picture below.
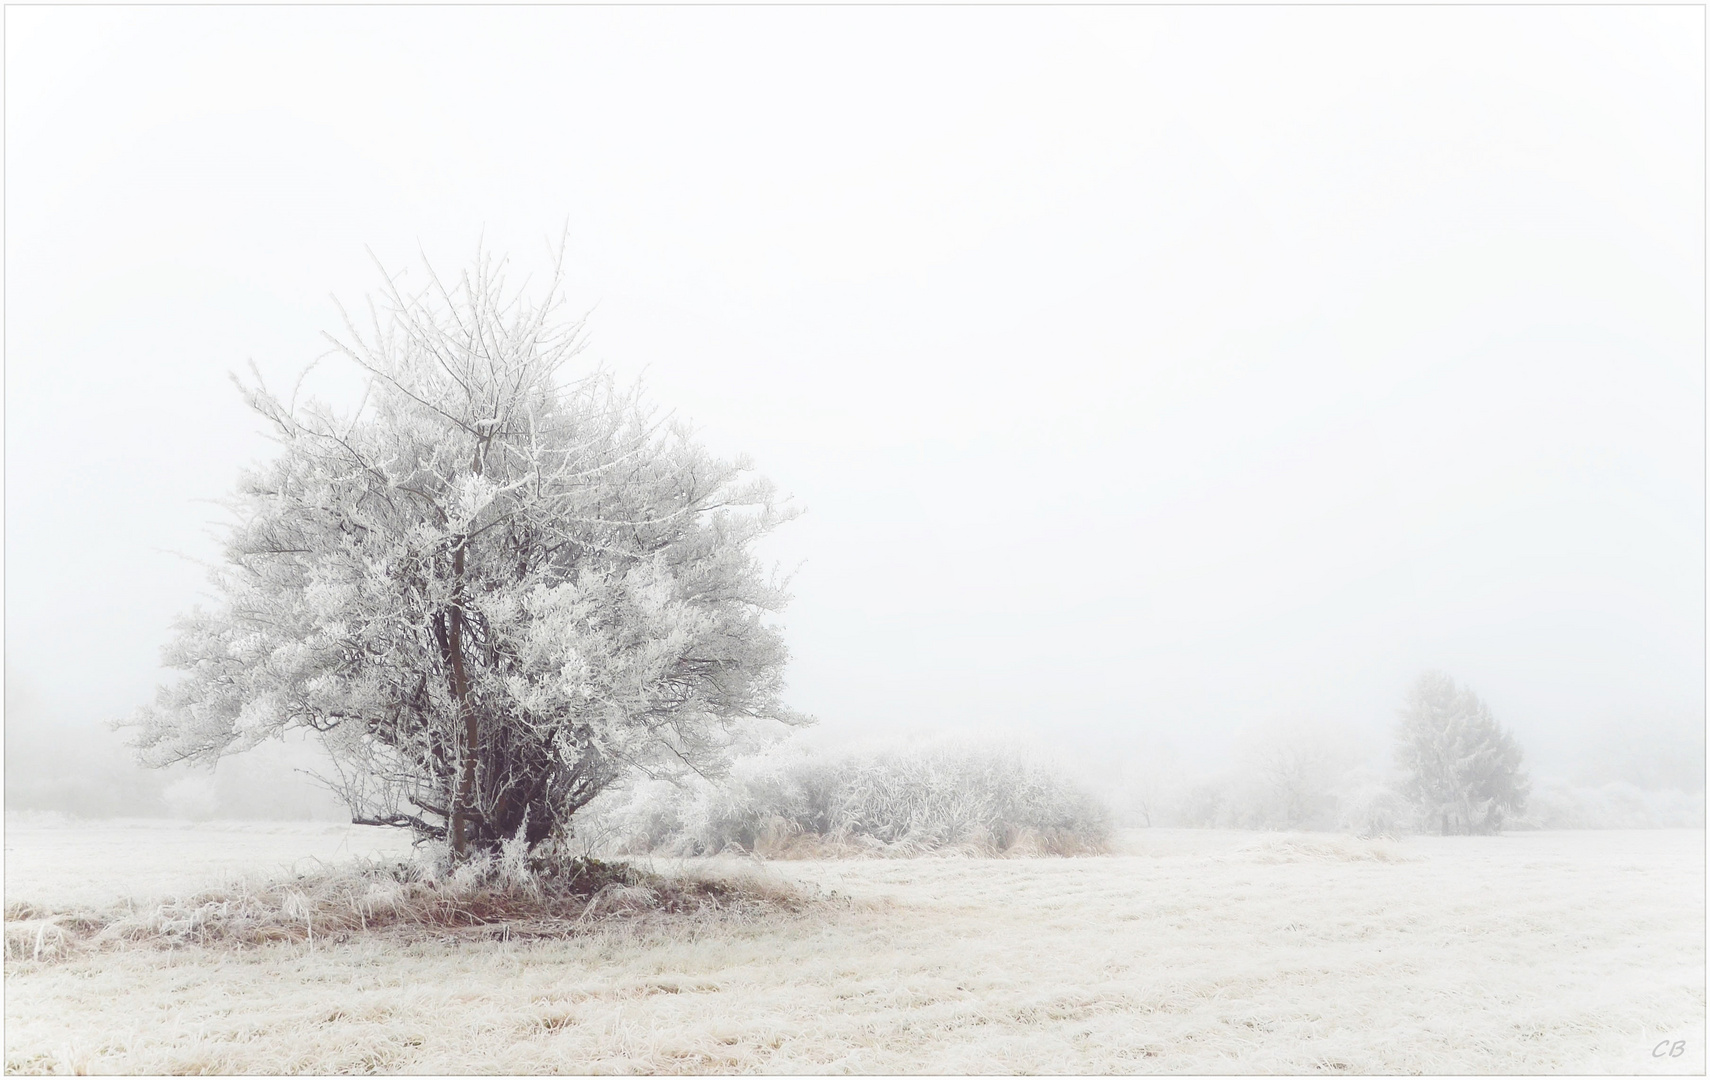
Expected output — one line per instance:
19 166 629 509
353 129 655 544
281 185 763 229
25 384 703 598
1122 758 1169 828
1242 721 1354 831
1395 671 1528 835
127 248 807 859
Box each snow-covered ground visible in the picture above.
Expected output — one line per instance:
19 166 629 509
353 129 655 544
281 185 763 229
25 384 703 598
4 820 1702 1073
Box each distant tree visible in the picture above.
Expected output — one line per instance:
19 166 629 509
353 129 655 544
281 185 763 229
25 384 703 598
1121 759 1168 828
1395 671 1528 835
1241 721 1355 831
127 248 807 859
1333 764 1410 839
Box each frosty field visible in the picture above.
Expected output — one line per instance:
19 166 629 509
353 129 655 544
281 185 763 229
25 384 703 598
3 820 1703 1074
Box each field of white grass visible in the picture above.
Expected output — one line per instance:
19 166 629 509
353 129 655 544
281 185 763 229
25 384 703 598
4 818 1703 1074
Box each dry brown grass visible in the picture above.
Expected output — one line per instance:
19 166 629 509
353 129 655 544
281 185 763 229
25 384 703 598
1216 833 1415 864
4 855 812 960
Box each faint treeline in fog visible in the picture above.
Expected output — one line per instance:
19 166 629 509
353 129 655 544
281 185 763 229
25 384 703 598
1106 718 1704 834
4 727 346 822
6 675 344 821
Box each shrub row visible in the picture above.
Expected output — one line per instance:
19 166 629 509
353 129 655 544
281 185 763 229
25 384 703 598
575 743 1114 857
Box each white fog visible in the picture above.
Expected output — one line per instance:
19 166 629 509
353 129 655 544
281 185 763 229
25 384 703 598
4 6 1703 1074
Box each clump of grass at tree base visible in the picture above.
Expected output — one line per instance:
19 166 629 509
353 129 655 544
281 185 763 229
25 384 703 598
4 848 809 961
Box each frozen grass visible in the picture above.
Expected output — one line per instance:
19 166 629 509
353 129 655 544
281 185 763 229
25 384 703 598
1215 832 1415 863
4 822 1703 1073
4 853 809 961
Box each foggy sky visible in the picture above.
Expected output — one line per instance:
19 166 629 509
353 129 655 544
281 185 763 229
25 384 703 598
6 6 1703 800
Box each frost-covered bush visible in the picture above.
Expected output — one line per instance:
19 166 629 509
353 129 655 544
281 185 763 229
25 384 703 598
1158 722 1372 832
1167 775 1236 829
1167 773 1258 829
1332 770 1410 838
576 742 1113 857
1511 779 1705 830
1161 759 1409 836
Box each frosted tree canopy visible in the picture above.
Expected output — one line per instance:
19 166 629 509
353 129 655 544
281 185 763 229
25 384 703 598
1395 671 1529 835
129 252 806 856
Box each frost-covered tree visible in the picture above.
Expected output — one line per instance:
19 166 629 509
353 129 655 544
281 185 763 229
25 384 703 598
128 250 806 858
1241 721 1356 831
1394 671 1528 835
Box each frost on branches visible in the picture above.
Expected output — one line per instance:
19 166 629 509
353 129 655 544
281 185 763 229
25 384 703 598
1395 671 1529 835
128 254 807 858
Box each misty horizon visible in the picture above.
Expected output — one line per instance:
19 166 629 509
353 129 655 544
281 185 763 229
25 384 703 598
6 6 1704 822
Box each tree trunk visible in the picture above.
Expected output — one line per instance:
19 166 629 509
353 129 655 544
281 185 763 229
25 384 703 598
447 543 478 859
